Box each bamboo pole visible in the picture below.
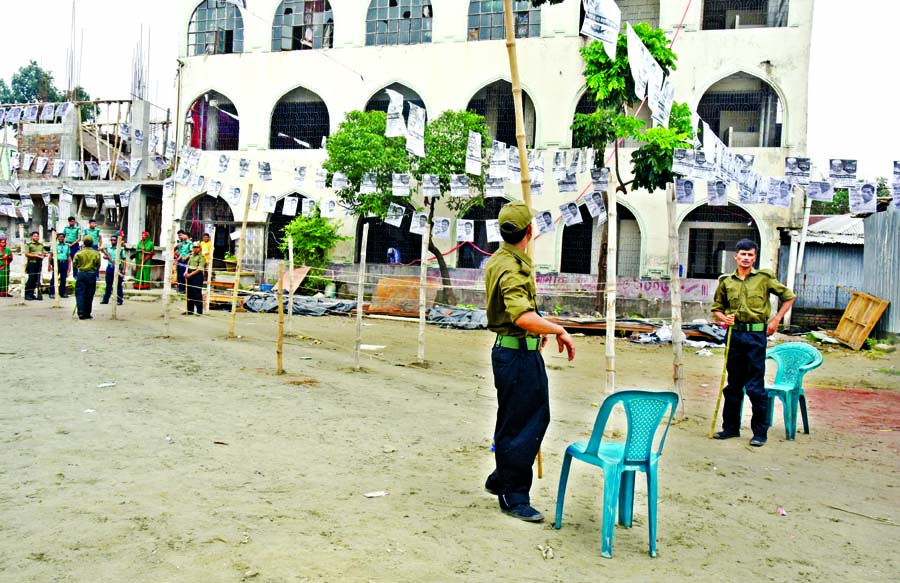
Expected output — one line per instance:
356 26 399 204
666 184 685 418
163 61 185 335
605 184 618 393
276 260 285 375
110 102 122 179
354 224 370 371
228 183 254 339
111 235 123 320
417 227 428 364
287 235 295 334
93 103 102 178
18 225 26 305
50 229 60 308
205 226 216 314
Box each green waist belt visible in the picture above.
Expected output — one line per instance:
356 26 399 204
734 322 766 332
495 335 539 350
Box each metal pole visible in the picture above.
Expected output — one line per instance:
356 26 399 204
605 181 618 393
228 183 253 338
417 228 428 364
785 191 812 329
205 226 215 314
355 223 370 371
18 225 26 305
111 234 123 319
50 229 60 309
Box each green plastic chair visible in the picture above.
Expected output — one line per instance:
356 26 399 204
765 343 823 439
553 390 679 558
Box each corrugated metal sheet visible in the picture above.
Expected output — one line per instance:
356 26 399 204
806 214 864 245
863 211 900 333
778 243 864 308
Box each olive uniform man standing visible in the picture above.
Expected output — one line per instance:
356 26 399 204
72 236 101 320
711 239 795 447
185 241 207 316
24 231 47 301
483 201 576 522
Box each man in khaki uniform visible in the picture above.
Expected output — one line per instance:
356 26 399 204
711 239 795 446
483 201 576 522
185 241 207 316
24 231 47 301
72 236 101 320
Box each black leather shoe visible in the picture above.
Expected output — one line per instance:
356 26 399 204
502 504 544 523
749 436 767 447
713 430 741 440
100 301 109 304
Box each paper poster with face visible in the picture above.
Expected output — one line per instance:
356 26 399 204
151 155 169 171
83 194 97 208
456 219 475 242
406 102 426 158
489 141 507 180
627 25 652 101
530 150 545 185
212 153 228 174
432 216 452 240
765 177 791 208
557 173 577 193
103 195 116 211
40 104 56 121
828 159 857 188
149 134 160 153
21 153 34 173
466 131 482 175
422 174 441 199
806 181 834 202
190 173 207 193
675 178 695 205
302 198 317 217
409 212 428 235
22 105 39 123
850 182 877 213
35 157 49 174
536 210 555 235
486 219 502 243
85 160 99 177
322 199 338 218
581 0 621 59
784 157 811 186
893 161 900 185
99 161 111 179
9 152 19 170
282 196 299 216
131 158 142 176
262 193 277 213
295 165 307 187
671 148 694 176
119 123 131 141
258 161 273 182
208 179 223 198
392 173 410 197
5 106 22 124
384 88 407 138
163 178 175 198
485 176 505 198
314 168 327 189
55 103 71 119
226 186 242 205
692 149 716 181
560 201 583 227
332 171 349 190
651 77 675 128
590 167 610 194
117 159 131 176
531 181 543 196
360 173 378 194
165 140 176 161
450 174 470 197
248 190 260 210
52 159 66 177
61 187 74 204
585 189 606 218
237 158 250 178
891 182 900 211
41 191 51 206
507 146 521 182
133 128 145 147
736 154 756 185
707 180 729 206
567 149 580 178
552 150 567 181
188 147 201 168
175 165 191 185
384 203 405 227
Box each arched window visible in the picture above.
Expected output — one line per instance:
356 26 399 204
187 0 244 56
364 83 427 122
182 194 236 263
355 209 422 265
559 204 642 276
365 0 433 47
701 0 788 30
467 80 536 148
697 72 782 148
458 198 507 269
468 1 541 42
186 91 240 151
270 86 330 149
680 203 760 278
572 92 597 149
266 194 309 259
272 1 334 51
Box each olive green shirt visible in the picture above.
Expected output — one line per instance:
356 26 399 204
25 241 45 263
711 268 796 324
72 248 101 273
484 242 538 338
186 253 207 273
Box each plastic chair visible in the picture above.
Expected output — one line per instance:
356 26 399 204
553 390 679 558
765 343 823 439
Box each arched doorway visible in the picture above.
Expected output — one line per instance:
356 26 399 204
265 194 309 260
467 80 536 147
186 91 240 151
181 195 236 265
697 72 782 148
364 83 427 122
559 204 642 276
270 86 330 149
355 208 422 265
679 203 760 278
458 197 507 269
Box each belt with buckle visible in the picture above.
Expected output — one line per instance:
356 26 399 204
733 322 766 332
495 335 540 350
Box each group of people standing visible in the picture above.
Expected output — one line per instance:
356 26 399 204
174 230 210 315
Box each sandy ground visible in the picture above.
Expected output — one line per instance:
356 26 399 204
0 296 898 583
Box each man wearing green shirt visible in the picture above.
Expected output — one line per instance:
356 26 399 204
711 239 795 447
72 236 101 319
483 202 576 523
175 230 193 293
64 216 82 278
101 234 126 305
24 231 47 301
185 241 207 315
49 232 70 299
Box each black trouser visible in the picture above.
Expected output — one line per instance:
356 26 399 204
102 265 124 304
176 260 188 293
486 341 550 508
50 259 68 297
186 272 203 314
721 330 769 438
75 271 97 318
25 261 41 298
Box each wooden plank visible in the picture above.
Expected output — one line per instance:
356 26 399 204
834 291 890 350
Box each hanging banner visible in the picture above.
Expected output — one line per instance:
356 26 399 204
163 178 175 198
249 190 261 211
489 141 507 180
225 185 242 205
585 188 606 218
385 88 407 138
466 131 482 175
321 199 338 218
301 198 317 217
536 210 555 235
22 105 39 123
507 147 521 183
766 177 791 208
99 161 111 180
295 165 307 187
332 171 349 190
849 182 877 213
258 161 273 182
422 174 441 199
52 159 66 177
83 194 97 208
784 157 811 186
282 196 299 216
406 102 426 158
828 159 857 188
675 178 696 205
21 153 35 173
432 216 452 240
410 212 428 235
485 176 505 197
385 203 405 227
190 173 207 193
133 127 145 147
40 104 57 122
590 167 610 193
35 156 49 174
209 179 223 198
456 219 474 242
552 150 567 181
450 174 470 197
486 219 502 243
581 0 621 60
360 173 378 194
806 181 834 202
314 168 327 189
262 193 278 213
560 201 583 227
707 179 729 207
392 173 410 197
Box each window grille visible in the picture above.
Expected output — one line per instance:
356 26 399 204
572 92 596 149
272 0 334 51
560 204 596 274
365 0 433 47
270 86 330 149
467 1 540 42
364 83 427 123
266 194 308 260
187 91 240 151
697 74 782 147
188 0 244 56
355 211 423 265
701 0 788 30
559 204 641 276
458 198 506 268
682 203 760 278
467 80 535 148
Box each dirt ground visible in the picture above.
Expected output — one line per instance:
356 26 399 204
1 296 898 583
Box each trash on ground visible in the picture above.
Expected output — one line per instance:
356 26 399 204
360 344 386 351
809 330 840 344
696 349 714 357
96 382 116 388
243 295 356 316
363 490 388 498
427 304 487 330
777 506 787 516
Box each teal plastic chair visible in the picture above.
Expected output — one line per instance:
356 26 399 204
553 390 679 558
765 343 823 439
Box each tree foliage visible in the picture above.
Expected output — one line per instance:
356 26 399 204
630 102 695 192
0 61 63 103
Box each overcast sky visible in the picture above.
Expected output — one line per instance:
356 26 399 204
0 1 893 179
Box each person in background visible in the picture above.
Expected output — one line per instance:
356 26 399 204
101 234 126 305
63 216 82 277
73 236 101 319
134 231 155 290
175 230 192 294
185 241 207 316
24 231 46 301
0 235 13 297
83 218 102 280
200 232 212 264
49 232 70 298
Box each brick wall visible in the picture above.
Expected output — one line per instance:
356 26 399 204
790 308 844 331
18 133 61 180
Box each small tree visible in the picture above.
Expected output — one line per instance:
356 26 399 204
279 213 347 293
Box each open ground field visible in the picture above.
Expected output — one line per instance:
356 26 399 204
1 297 898 582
